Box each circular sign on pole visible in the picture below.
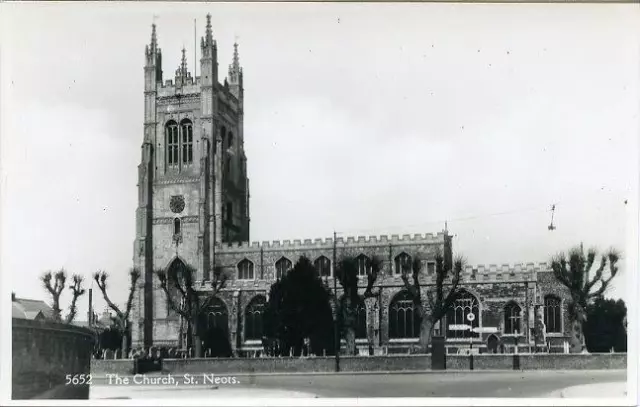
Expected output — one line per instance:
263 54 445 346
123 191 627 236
466 313 475 322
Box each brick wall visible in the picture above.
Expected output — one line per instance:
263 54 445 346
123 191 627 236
12 318 94 399
90 353 625 375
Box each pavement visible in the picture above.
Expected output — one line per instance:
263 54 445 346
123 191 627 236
545 381 628 398
90 369 627 399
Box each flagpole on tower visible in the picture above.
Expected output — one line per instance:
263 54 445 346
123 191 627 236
194 18 197 78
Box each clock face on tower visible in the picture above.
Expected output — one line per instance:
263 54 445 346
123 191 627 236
170 195 185 213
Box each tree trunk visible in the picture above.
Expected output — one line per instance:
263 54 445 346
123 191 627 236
121 327 129 357
192 321 203 358
569 318 586 353
344 327 356 355
419 318 435 354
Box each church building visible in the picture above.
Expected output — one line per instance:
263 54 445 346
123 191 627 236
131 15 573 356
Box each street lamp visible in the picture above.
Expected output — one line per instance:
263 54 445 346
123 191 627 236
332 231 340 372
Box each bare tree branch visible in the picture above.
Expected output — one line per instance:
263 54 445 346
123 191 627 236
93 270 124 319
124 268 141 319
65 274 86 323
364 256 383 298
156 269 189 319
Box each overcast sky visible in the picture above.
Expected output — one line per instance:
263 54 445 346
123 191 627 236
1 2 638 318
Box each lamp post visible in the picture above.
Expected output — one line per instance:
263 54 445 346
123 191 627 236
332 231 340 372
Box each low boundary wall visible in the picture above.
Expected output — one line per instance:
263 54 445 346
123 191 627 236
91 353 626 375
13 318 95 399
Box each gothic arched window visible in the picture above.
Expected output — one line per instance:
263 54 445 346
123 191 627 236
204 297 228 335
354 296 367 339
356 254 370 277
394 252 412 275
228 131 234 150
237 259 254 280
389 291 421 339
244 295 266 340
275 257 292 280
314 256 331 278
445 289 480 339
180 119 193 165
504 302 522 334
173 218 181 235
544 295 562 333
165 120 179 167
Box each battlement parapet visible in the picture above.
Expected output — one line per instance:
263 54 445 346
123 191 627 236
461 262 551 282
217 232 447 253
157 82 201 99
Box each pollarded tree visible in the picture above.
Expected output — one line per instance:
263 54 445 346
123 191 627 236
363 256 383 353
550 245 621 353
94 268 141 355
41 269 86 323
335 257 359 355
263 256 336 356
584 297 627 353
156 263 228 358
335 255 384 354
400 253 464 353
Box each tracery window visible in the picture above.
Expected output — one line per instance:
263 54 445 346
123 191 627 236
445 289 480 339
314 256 331 278
394 252 412 275
389 291 421 339
504 302 522 334
245 296 266 340
275 257 292 280
238 259 254 280
356 254 370 277
544 295 562 333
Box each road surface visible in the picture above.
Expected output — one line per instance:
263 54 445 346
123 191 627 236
90 370 627 399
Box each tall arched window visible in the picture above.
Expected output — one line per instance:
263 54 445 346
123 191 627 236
544 295 562 333
166 120 179 167
356 254 370 277
166 258 187 317
314 256 331 278
237 259 254 280
504 302 522 334
204 297 228 336
445 289 480 339
275 257 292 279
220 126 227 147
228 131 234 150
173 218 181 235
180 119 193 165
394 252 412 275
245 295 266 340
354 296 367 338
389 291 421 339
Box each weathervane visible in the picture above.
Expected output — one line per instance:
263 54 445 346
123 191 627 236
548 204 556 231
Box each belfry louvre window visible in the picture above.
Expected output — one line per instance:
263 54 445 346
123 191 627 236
166 121 179 166
181 119 193 164
165 119 193 168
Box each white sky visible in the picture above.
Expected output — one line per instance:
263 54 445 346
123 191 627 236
1 2 638 319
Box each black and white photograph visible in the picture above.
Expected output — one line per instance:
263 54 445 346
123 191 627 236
1 1 638 405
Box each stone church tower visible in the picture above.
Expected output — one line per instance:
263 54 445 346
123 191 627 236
132 15 250 348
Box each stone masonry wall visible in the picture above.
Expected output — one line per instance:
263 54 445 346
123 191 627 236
12 318 94 399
